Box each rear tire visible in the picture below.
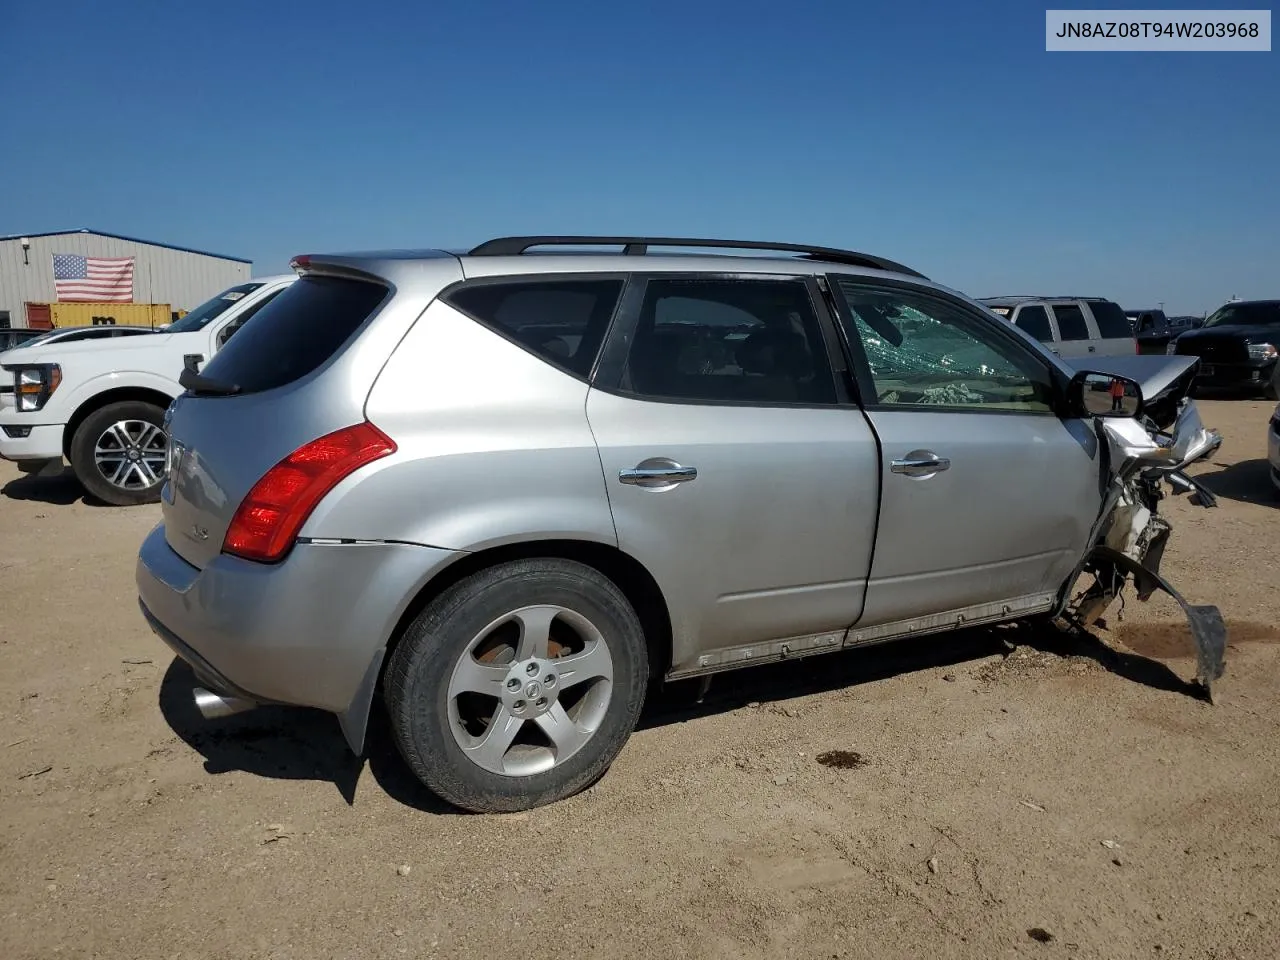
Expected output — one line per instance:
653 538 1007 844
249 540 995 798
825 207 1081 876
69 400 169 506
383 558 649 813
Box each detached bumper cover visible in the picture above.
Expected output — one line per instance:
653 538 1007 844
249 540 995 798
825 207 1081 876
1093 545 1227 701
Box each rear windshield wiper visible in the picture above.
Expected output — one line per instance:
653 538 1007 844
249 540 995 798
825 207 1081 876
179 367 242 396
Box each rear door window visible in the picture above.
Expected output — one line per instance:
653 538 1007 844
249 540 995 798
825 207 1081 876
620 277 836 405
1013 305 1053 342
198 276 387 395
1089 300 1136 339
443 278 624 378
1051 304 1091 341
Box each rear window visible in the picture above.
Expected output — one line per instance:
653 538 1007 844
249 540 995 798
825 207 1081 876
443 278 624 377
1052 304 1091 341
199 276 387 395
1088 300 1134 339
1014 305 1053 342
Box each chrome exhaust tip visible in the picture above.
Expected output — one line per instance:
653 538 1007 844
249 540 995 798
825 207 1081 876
193 686 256 720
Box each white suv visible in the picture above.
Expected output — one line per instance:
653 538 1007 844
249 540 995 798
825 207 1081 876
979 297 1137 359
0 275 295 505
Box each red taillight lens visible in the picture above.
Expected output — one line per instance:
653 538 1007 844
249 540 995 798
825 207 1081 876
222 421 396 563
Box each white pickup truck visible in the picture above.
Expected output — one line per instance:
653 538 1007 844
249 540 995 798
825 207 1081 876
0 275 295 505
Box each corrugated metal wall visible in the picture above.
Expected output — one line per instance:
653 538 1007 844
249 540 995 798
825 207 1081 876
0 231 252 328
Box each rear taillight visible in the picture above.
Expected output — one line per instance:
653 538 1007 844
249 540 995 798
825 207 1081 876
222 421 396 563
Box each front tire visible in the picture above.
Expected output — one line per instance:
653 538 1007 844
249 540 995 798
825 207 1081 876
383 558 649 813
69 400 169 506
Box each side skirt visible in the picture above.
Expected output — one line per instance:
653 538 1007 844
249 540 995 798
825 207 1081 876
665 592 1056 682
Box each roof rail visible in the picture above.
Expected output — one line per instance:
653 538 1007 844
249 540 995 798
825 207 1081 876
466 236 927 279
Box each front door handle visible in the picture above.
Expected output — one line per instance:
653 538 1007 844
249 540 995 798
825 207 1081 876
891 453 951 477
619 464 698 487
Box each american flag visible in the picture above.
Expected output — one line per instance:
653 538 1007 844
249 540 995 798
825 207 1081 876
52 253 135 302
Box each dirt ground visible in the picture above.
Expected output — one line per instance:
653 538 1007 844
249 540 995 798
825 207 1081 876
1 399 1278 960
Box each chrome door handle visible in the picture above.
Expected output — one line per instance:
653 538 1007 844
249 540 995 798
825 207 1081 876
891 454 951 477
619 465 698 487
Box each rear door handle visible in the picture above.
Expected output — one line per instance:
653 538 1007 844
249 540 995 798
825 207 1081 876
891 454 951 477
619 464 698 487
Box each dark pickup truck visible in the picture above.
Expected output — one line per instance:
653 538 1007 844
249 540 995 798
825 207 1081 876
1169 300 1280 399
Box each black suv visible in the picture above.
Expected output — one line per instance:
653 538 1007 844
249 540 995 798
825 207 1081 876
1170 300 1280 399
1126 308 1177 355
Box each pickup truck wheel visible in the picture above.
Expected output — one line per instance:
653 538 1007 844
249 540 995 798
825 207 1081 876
69 400 168 506
383 558 649 813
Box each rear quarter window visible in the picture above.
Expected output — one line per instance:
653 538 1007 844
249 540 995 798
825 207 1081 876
1089 300 1135 339
442 277 624 377
198 276 387 395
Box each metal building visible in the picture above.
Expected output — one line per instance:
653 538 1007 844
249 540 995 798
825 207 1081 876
0 228 252 329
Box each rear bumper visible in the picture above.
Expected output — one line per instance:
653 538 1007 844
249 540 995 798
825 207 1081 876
135 522 463 715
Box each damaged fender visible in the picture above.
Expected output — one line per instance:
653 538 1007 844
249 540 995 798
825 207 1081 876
1058 389 1227 699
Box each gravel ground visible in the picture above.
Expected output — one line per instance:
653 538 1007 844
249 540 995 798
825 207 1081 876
1 398 1278 960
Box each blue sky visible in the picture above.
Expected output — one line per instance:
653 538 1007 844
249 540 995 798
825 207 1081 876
5 0 1276 314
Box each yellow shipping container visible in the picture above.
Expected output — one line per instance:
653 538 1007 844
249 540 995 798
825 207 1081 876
46 302 173 330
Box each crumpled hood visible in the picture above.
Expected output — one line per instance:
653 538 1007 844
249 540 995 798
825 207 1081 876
1059 354 1199 401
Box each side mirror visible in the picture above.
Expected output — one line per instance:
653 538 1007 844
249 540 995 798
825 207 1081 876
1068 371 1144 419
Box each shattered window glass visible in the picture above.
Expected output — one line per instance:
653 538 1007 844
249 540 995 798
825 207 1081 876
835 282 1054 413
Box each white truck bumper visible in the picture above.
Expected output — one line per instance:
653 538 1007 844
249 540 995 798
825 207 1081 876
0 413 64 468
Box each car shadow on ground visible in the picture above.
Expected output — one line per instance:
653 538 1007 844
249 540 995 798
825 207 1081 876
157 658 459 814
156 619 1204 815
1193 458 1278 508
1 467 99 506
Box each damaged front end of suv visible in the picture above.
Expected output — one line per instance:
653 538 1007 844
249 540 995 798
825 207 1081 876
1055 357 1227 699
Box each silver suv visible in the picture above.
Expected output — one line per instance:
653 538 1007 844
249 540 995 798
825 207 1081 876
979 296 1137 359
135 236 1224 813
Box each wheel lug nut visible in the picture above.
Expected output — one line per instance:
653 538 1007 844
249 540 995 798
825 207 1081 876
536 697 548 708
506 678 520 691
544 674 556 686
513 700 526 711
526 663 538 675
